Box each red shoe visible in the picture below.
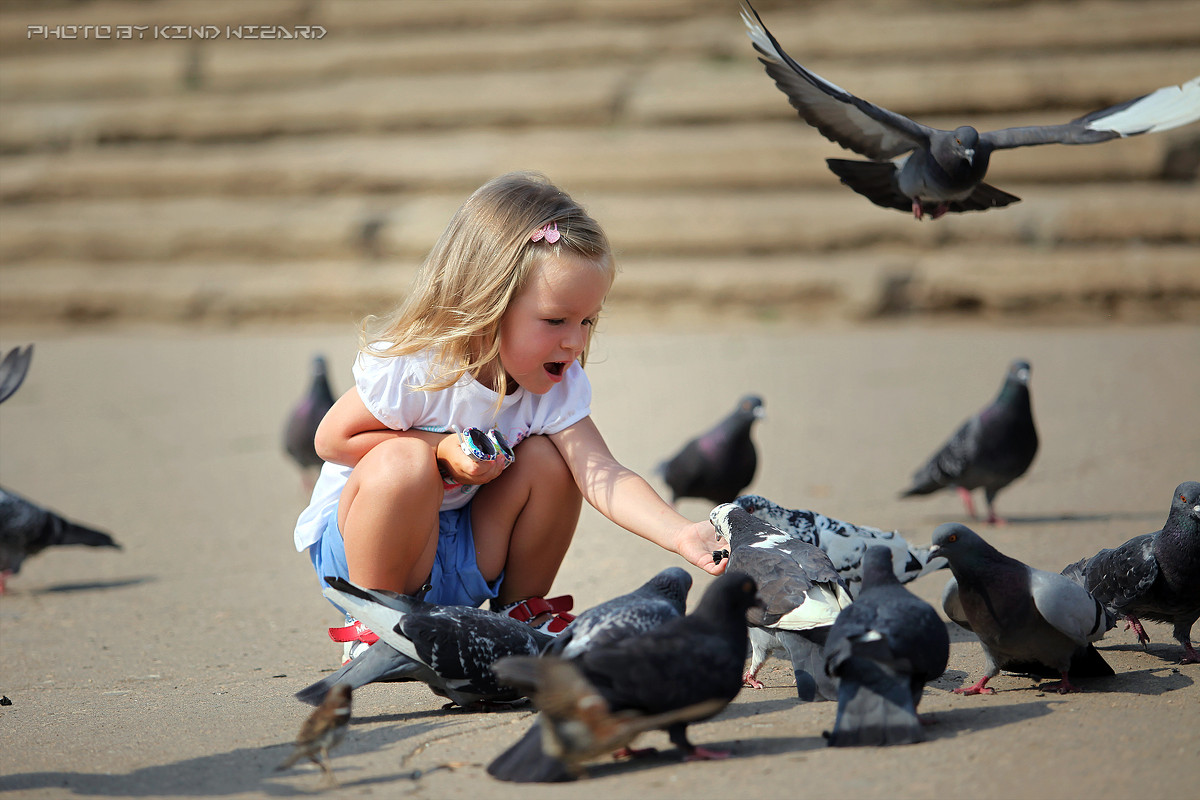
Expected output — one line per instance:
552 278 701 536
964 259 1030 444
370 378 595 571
495 595 575 635
328 617 379 664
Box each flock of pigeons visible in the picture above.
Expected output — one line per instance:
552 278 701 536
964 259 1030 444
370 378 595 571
276 337 1197 783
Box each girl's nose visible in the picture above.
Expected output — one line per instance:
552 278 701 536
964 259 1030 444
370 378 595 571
562 324 586 353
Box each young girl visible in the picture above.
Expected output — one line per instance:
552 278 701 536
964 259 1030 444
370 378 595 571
293 172 725 661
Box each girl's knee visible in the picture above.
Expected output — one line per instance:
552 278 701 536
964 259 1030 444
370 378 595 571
352 436 440 496
515 435 573 486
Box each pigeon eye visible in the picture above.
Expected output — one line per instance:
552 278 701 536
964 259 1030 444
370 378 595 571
947 533 958 543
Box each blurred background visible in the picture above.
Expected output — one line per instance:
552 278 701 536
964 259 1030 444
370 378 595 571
2 0 1198 328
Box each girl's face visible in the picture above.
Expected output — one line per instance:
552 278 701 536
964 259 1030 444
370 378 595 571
493 253 610 395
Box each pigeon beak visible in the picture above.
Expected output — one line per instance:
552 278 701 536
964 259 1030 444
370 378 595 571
928 544 941 555
964 147 975 164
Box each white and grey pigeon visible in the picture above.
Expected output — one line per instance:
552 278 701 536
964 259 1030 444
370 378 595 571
741 3 1200 219
321 577 553 708
658 395 764 505
546 567 692 659
0 344 34 404
734 494 946 596
932 523 1114 695
283 354 336 487
824 546 950 747
1062 481 1200 664
710 503 853 701
901 359 1038 525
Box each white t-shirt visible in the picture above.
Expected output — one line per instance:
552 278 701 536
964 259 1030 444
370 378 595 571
293 347 592 552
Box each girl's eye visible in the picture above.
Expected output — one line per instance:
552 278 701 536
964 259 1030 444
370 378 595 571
545 318 564 326
583 317 596 327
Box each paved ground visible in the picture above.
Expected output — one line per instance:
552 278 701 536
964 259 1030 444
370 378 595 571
0 317 1197 799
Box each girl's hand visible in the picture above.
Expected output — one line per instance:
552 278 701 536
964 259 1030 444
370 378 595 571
676 520 728 576
436 434 507 485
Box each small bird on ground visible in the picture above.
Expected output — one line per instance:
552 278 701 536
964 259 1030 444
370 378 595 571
0 487 121 593
710 503 853 700
487 572 760 782
546 567 692 659
824 547 949 747
740 3 1200 219
1062 481 1200 664
321 577 552 708
901 359 1038 524
277 683 352 784
0 344 34 404
932 523 1113 695
283 354 335 488
734 494 946 596
490 656 727 781
658 395 764 505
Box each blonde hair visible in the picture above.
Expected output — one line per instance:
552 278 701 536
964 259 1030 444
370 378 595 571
360 172 615 397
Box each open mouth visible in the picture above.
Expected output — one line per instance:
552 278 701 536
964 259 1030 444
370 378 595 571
544 362 566 377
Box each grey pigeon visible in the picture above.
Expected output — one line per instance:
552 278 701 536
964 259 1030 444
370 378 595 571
487 572 760 782
1062 481 1200 664
283 355 335 484
277 683 352 786
0 344 33 404
658 395 764 504
932 523 1114 694
546 567 692 659
734 494 946 596
824 546 949 747
901 359 1038 524
321 577 552 708
741 3 1200 219
0 487 121 593
298 567 692 706
710 503 853 701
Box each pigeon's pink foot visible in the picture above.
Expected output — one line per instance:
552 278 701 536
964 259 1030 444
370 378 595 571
930 204 950 220
1180 643 1199 665
1124 616 1151 646
1044 673 1083 694
912 199 924 220
742 671 764 689
918 713 937 726
612 746 658 760
684 746 731 762
986 510 1008 526
953 676 995 695
0 570 10 594
956 487 978 520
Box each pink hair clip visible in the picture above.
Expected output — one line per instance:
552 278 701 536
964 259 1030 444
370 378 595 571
530 222 560 244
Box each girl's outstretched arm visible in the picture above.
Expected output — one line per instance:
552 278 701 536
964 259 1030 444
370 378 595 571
551 416 727 576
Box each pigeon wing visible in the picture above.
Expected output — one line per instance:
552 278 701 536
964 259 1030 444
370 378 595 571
1077 534 1159 614
0 345 33 405
741 4 932 159
941 576 974 632
1029 569 1113 646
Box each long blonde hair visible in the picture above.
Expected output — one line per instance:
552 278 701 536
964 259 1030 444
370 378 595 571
360 172 615 397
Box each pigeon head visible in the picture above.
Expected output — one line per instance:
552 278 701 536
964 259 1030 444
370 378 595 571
928 523 999 567
1006 359 1032 385
647 566 694 608
737 395 766 421
1169 481 1200 525
860 545 900 590
951 126 981 163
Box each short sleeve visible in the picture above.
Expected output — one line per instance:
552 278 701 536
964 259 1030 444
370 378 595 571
353 349 430 430
529 360 592 434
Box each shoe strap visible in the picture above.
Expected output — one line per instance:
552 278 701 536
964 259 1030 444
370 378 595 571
503 595 576 633
328 619 379 645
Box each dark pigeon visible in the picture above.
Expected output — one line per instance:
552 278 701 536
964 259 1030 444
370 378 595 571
658 395 764 504
0 344 33 404
824 546 949 747
710 503 852 701
546 567 692 659
321 577 552 708
490 655 726 781
487 572 760 782
901 359 1038 524
932 523 1114 695
0 487 121 593
741 3 1200 219
734 494 946 596
284 354 335 485
1062 481 1200 664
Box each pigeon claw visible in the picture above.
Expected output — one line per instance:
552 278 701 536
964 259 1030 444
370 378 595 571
1179 643 1199 664
1124 616 1151 646
741 671 765 690
684 746 731 762
953 676 995 695
1044 674 1083 694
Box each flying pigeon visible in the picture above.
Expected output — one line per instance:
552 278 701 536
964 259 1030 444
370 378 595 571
0 487 121 593
901 359 1038 524
741 3 1200 219
710 503 853 700
546 567 692 659
490 655 727 781
0 344 33 404
277 683 352 785
734 494 946 595
932 523 1114 694
658 395 764 505
321 577 553 708
487 572 760 782
1062 481 1200 664
824 546 950 747
283 354 335 486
